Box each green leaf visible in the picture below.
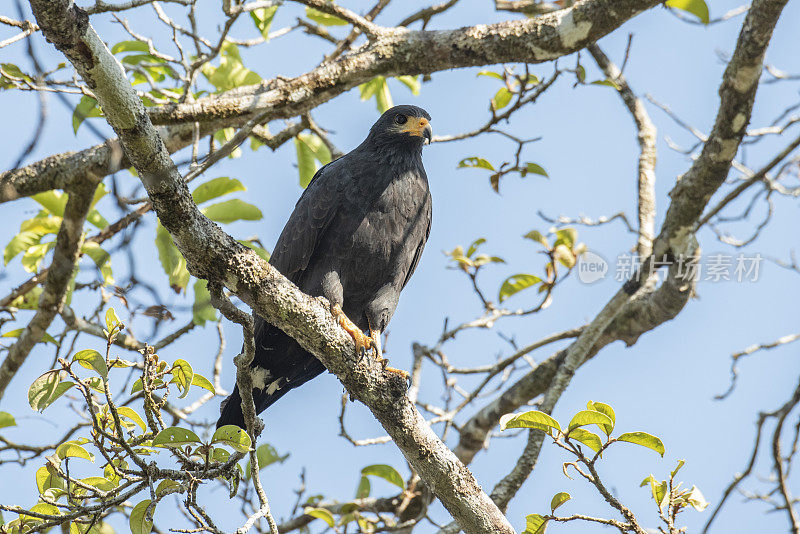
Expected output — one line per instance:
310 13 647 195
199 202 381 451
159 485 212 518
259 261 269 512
191 373 216 394
116 406 147 433
305 7 347 25
129 500 153 534
498 273 542 302
666 0 710 23
239 240 270 261
56 440 94 462
359 76 393 113
590 78 621 89
491 87 513 110
586 401 615 435
213 127 243 159
200 41 261 92
28 372 73 412
192 177 246 205
250 6 278 39
111 40 149 54
154 223 190 292
617 432 665 457
36 464 66 494
355 475 370 498
4 231 41 265
247 443 289 472
553 244 576 268
32 191 68 217
105 307 121 333
567 410 613 434
457 157 495 171
73 349 109 379
477 70 504 80
554 228 578 248
2 328 60 346
156 480 183 497
523 513 547 534
641 475 668 508
466 238 486 258
576 64 586 83
212 425 252 453
152 427 202 448
170 359 194 399
524 162 548 177
21 241 55 272
396 75 421 95
499 410 561 435
72 95 102 134
304 507 335 527
82 242 114 285
294 133 332 188
0 411 16 429
361 464 404 490
671 459 686 479
550 491 571 513
202 199 263 224
567 428 603 454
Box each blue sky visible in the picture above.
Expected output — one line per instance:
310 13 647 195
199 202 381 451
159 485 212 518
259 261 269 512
1 1 799 532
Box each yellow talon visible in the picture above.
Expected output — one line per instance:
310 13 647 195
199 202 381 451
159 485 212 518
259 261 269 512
332 304 373 355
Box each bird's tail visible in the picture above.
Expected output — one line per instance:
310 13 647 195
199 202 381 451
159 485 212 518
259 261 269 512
216 383 293 429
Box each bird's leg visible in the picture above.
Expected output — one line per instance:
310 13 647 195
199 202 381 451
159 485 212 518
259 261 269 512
367 318 409 380
331 303 372 356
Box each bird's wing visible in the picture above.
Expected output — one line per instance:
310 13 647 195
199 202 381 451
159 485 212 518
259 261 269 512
401 193 432 291
269 160 343 280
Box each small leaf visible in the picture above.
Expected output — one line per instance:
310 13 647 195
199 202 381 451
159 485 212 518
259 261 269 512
250 6 278 39
247 443 288 472
1 328 59 346
36 464 66 494
500 410 561 435
0 411 16 429
156 480 183 497
566 428 603 454
28 372 73 412
355 475 370 498
491 87 513 110
477 70 504 80
586 401 615 435
111 40 149 54
72 95 102 134
524 162 548 177
192 177 246 205
499 273 542 303
191 373 216 394
305 7 347 25
457 157 495 171
202 199 263 224
154 223 190 292
666 0 710 23
524 230 549 248
73 349 109 379
553 244 576 268
304 507 335 527
361 464 404 490
212 425 252 453
617 432 665 457
550 491 571 513
116 406 147 433
567 410 613 434
4 231 41 265
671 459 686 479
152 427 202 448
55 439 94 462
523 513 547 534
129 500 153 534
395 75 421 95
170 359 194 399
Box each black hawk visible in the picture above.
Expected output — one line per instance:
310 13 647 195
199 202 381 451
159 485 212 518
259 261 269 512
217 105 433 429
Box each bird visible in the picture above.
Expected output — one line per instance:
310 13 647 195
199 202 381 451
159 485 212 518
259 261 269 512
217 105 433 429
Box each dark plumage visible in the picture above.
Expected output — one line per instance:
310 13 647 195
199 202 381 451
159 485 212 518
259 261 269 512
217 105 433 429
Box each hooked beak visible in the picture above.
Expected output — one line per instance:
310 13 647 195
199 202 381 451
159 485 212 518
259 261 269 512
401 117 433 145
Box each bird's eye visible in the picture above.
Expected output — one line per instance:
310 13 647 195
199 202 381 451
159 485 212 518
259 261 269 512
394 114 407 125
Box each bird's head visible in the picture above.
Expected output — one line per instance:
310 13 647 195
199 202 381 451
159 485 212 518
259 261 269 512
367 105 432 149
